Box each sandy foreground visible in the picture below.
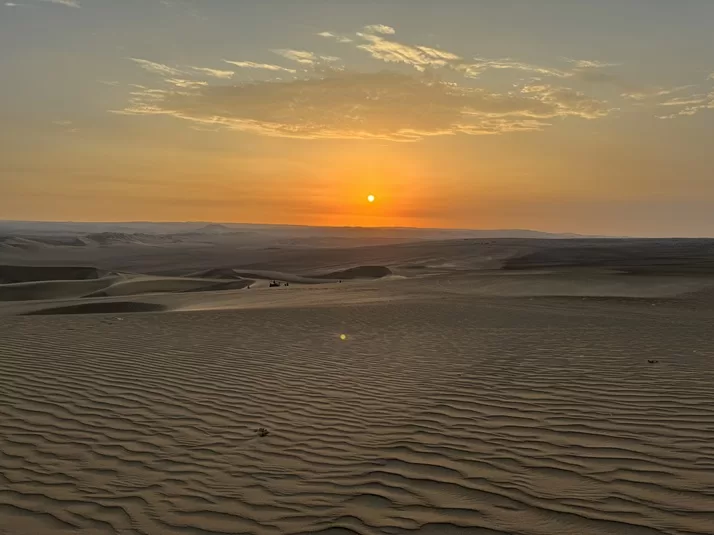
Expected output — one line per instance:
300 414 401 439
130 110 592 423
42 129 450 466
2 237 714 534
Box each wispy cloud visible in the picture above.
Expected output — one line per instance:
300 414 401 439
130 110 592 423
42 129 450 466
224 60 296 73
130 58 235 82
355 26 567 79
623 85 696 102
362 24 396 35
190 66 234 79
130 58 184 77
658 95 709 107
567 59 619 69
657 89 714 119
119 71 610 141
519 84 611 119
165 78 208 89
273 49 339 65
459 58 568 79
356 32 460 71
317 31 353 43
120 24 714 137
40 0 80 7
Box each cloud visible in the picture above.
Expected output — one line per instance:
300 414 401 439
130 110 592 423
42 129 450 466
130 58 185 77
273 49 339 65
657 89 714 118
354 31 567 79
190 66 234 79
623 85 697 101
317 31 353 43
658 95 709 107
40 0 79 6
130 58 235 82
356 33 460 71
165 78 208 89
558 58 629 87
119 71 610 141
363 24 396 35
567 59 619 69
459 58 568 78
519 84 611 119
224 60 296 73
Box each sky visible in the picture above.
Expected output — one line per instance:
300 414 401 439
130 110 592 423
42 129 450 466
1 0 714 236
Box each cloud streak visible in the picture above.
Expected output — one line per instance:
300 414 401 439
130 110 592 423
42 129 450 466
131 58 184 77
190 66 234 79
40 0 80 6
224 60 296 73
273 49 339 65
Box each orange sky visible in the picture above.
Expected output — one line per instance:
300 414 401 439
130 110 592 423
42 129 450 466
2 1 714 236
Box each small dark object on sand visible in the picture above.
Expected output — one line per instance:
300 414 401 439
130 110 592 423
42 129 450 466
256 428 269 437
648 360 660 364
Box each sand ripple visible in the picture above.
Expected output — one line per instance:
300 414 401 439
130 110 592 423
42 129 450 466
1 300 713 534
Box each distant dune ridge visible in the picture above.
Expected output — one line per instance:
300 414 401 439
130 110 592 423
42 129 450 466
1 222 714 534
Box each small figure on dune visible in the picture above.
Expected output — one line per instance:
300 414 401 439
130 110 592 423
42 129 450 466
269 280 280 287
256 427 269 437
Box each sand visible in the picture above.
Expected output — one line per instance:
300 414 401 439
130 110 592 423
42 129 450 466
2 231 714 534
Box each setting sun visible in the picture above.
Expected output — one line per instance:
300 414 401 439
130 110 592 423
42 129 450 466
367 194 376 203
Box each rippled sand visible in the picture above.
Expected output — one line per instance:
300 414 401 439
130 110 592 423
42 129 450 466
2 287 713 534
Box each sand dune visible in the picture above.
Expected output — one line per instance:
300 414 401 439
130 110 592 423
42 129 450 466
1 237 714 534
83 275 252 298
0 267 254 302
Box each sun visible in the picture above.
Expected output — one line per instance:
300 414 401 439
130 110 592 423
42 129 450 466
367 194 376 203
